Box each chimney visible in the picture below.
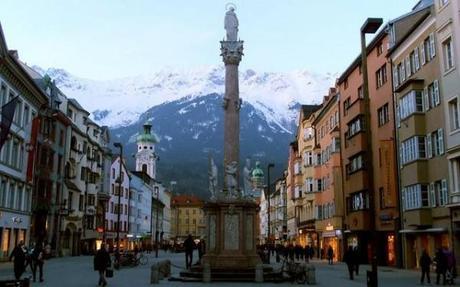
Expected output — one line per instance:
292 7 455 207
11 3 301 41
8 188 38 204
9 50 18 60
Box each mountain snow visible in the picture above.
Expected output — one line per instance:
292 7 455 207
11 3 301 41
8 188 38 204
34 65 334 130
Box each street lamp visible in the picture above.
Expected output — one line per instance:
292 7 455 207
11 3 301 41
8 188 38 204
266 163 275 263
113 142 123 260
154 186 160 258
360 17 382 287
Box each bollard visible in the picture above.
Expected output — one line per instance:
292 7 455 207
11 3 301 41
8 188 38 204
151 263 159 284
255 264 264 283
307 265 316 285
203 263 211 283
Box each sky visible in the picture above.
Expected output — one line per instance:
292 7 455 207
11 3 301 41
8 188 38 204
0 0 416 80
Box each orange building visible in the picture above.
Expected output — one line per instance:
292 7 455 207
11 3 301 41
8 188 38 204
337 29 399 266
312 89 344 261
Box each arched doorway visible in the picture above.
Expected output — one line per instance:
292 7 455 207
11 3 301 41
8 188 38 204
61 223 80 256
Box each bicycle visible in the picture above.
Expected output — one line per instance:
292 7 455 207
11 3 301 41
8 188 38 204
277 258 306 284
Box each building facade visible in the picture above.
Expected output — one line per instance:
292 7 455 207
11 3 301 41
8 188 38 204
106 156 130 251
312 90 344 262
389 3 451 269
170 195 205 241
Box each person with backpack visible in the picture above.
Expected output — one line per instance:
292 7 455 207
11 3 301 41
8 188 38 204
32 241 45 282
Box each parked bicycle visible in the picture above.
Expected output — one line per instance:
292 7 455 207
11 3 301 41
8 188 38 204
273 258 306 284
114 252 148 269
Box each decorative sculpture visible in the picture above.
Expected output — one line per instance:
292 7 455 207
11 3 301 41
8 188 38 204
224 6 239 41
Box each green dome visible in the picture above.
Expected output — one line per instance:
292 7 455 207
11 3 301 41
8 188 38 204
251 161 264 178
136 122 159 143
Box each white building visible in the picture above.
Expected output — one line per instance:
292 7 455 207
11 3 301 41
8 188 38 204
0 29 49 259
128 172 153 249
107 156 130 251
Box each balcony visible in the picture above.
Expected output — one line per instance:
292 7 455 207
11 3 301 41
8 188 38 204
343 98 365 120
344 169 368 194
85 206 96 215
345 132 367 156
346 209 371 231
404 208 432 227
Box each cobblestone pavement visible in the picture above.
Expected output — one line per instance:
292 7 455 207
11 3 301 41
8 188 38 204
0 251 456 286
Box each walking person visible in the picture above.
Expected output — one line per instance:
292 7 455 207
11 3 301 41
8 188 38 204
304 245 309 263
353 246 360 275
31 241 45 282
184 234 195 269
420 249 432 285
9 240 26 281
343 246 355 280
435 247 447 285
94 243 111 287
327 245 334 265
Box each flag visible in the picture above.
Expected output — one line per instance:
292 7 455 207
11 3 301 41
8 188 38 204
0 96 19 152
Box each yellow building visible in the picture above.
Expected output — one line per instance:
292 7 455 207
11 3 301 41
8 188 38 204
170 195 205 241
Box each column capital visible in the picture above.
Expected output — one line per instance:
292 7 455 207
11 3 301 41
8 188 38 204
220 41 244 65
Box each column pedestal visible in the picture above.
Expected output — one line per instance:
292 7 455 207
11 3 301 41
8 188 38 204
202 200 261 270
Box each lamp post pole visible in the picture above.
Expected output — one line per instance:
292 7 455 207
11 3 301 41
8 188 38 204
155 186 160 258
266 163 274 263
114 143 123 258
360 17 383 287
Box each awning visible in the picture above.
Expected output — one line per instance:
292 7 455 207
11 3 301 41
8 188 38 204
65 180 81 192
399 228 447 234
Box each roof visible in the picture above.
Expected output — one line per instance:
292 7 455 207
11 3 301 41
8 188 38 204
68 98 90 115
301 105 321 120
387 5 432 55
171 194 203 207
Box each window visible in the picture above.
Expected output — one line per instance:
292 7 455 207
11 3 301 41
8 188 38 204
23 104 30 126
430 179 448 207
378 104 389 126
403 184 429 210
304 151 313 166
8 183 14 209
405 55 411 78
449 98 460 131
428 80 440 108
303 127 313 140
348 192 369 212
316 178 323 192
344 79 348 89
443 37 454 71
377 42 384 56
343 97 351 116
426 129 445 157
411 48 420 72
80 167 86 181
347 154 364 174
379 187 386 209
376 64 387 88
305 178 314 193
399 90 424 120
79 195 84 211
357 86 363 99
294 162 301 175
0 85 6 107
429 33 436 59
400 136 426 165
1 179 7 207
347 116 363 138
393 65 399 87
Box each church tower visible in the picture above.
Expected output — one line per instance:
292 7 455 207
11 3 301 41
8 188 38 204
135 121 158 179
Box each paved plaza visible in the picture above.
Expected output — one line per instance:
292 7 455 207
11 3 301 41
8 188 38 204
0 250 454 286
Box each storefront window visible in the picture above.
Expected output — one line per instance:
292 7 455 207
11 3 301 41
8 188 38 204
2 228 10 257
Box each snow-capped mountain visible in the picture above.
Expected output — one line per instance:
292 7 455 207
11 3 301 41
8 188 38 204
34 65 334 129
37 65 334 198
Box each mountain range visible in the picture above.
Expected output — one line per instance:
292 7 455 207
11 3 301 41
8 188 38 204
34 65 334 198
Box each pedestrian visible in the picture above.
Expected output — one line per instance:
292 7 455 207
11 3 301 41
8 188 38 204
24 242 33 273
309 246 314 260
304 245 309 263
197 239 205 263
343 246 355 280
94 243 111 287
184 234 195 269
288 244 295 262
353 246 360 275
420 249 432 285
32 241 45 282
327 245 334 265
435 247 447 285
445 247 456 284
9 240 26 281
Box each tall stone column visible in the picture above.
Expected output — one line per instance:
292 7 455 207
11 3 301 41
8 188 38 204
221 40 243 195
